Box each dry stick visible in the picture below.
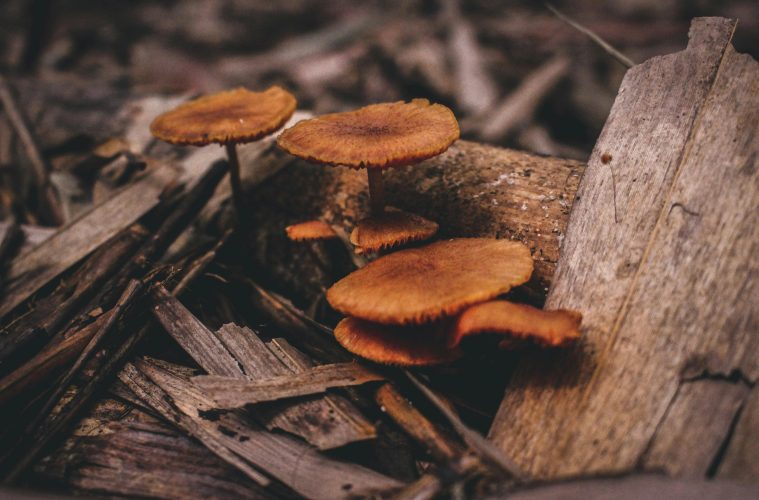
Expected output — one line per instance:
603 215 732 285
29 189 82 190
1 160 228 482
405 372 524 480
3 279 144 483
193 363 385 408
0 75 64 226
0 224 147 369
545 3 635 69
173 229 233 296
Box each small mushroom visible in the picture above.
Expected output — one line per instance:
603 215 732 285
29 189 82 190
349 207 438 253
327 238 533 325
277 99 459 251
150 86 296 224
285 220 338 242
451 300 582 348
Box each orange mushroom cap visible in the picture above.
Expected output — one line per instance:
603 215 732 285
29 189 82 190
286 220 338 242
327 238 534 325
334 317 461 366
150 86 296 146
451 300 582 348
276 99 459 169
350 207 438 252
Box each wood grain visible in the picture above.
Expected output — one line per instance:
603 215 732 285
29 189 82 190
489 17 758 479
0 164 177 319
120 358 402 499
245 140 585 302
151 293 376 449
193 363 384 407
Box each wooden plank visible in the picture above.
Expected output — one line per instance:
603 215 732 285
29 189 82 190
193 363 384 408
0 164 177 319
151 286 242 378
154 306 377 449
642 379 749 476
489 17 758 478
122 358 402 499
717 387 759 480
495 474 759 499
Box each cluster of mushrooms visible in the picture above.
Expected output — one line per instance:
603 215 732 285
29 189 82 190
150 86 582 366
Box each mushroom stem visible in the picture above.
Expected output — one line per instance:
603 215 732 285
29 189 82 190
367 168 386 215
224 143 247 224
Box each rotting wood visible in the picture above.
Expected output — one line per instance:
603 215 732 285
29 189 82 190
121 357 403 499
214 324 377 448
194 362 384 408
0 162 177 319
0 310 112 405
2 280 145 483
375 383 463 464
490 17 758 479
0 223 148 369
242 140 585 302
67 421 268 500
151 293 377 449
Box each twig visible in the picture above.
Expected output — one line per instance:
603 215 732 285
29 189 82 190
546 3 635 68
0 217 22 286
0 75 64 225
405 372 525 480
3 279 145 483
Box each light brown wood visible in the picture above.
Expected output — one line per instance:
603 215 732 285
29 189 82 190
120 358 402 499
489 17 758 479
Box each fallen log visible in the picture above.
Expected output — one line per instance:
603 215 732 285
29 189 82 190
243 139 585 303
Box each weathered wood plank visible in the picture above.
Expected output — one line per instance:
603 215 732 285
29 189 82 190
717 386 759 480
642 379 749 476
193 363 384 408
490 17 758 479
153 301 376 449
0 163 177 319
121 358 402 499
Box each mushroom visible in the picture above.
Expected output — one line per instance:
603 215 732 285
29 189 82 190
150 86 296 224
334 317 460 366
451 300 582 348
285 220 338 242
333 300 582 366
327 238 534 325
277 99 459 252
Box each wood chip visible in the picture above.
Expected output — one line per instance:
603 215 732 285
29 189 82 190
193 363 384 408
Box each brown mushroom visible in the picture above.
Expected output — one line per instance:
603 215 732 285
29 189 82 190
277 99 458 251
327 238 533 325
349 207 439 253
150 86 296 224
334 317 461 366
285 220 338 242
451 300 582 348
333 300 581 366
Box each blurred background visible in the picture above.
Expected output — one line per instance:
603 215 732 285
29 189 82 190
1 0 757 161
